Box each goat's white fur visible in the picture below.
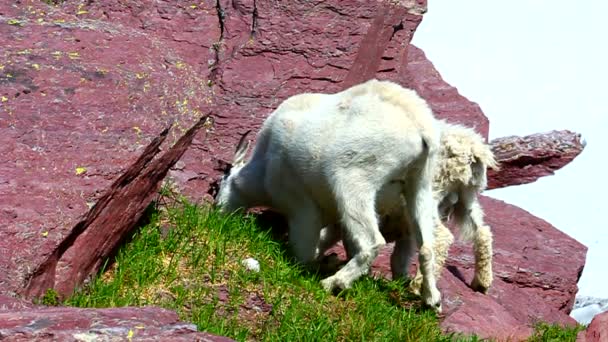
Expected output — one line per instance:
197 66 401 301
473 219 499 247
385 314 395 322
318 121 498 294
216 79 443 310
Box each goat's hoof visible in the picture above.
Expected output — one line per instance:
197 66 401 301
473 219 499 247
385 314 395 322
321 275 348 293
470 277 491 294
422 288 442 313
424 301 442 313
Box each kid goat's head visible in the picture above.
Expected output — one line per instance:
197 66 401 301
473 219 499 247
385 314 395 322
213 130 251 212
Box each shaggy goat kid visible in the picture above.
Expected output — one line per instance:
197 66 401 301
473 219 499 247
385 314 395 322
317 120 498 294
215 79 444 310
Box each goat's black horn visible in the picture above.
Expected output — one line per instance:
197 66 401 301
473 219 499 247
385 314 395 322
235 129 252 153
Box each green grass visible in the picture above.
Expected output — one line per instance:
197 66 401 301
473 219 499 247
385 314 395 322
527 323 584 342
63 195 582 341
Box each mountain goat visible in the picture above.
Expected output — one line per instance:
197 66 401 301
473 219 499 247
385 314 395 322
215 79 443 310
317 120 498 294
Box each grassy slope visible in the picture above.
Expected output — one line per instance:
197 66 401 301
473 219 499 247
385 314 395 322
63 195 582 341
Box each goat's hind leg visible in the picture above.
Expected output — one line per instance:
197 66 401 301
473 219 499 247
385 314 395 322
403 176 442 312
466 197 493 293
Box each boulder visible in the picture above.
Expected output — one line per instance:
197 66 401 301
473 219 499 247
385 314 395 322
0 0 214 299
577 311 608 342
0 0 587 341
0 295 233 341
487 130 586 190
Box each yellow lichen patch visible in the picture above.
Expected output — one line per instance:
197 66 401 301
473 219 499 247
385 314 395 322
0 65 4 70
175 61 186 69
127 329 134 340
41 231 49 237
31 63 40 71
76 3 88 15
67 52 80 60
17 49 32 55
135 72 147 79
133 126 142 135
96 68 109 75
51 51 63 60
189 4 198 9
75 166 87 175
37 18 44 24
1 96 7 103
7 19 24 26
53 19 66 24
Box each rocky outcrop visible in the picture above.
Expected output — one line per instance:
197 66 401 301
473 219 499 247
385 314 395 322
487 130 586 190
577 311 608 342
0 295 233 341
0 0 586 341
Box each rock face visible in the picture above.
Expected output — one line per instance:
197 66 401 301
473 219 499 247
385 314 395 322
577 311 608 342
0 295 233 342
0 0 586 341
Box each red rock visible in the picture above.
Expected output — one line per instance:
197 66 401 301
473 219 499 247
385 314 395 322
578 311 608 342
0 297 234 342
0 0 213 298
24 116 209 299
487 130 586 190
0 0 587 341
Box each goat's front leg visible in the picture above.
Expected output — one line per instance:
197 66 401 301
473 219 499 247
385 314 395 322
285 198 323 267
321 181 385 292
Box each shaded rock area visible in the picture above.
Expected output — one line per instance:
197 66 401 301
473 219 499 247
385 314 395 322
0 295 234 342
0 0 587 341
577 311 608 342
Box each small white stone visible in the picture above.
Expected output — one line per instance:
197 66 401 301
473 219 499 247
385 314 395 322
241 257 260 272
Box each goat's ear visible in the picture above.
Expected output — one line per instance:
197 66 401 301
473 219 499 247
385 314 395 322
233 130 252 166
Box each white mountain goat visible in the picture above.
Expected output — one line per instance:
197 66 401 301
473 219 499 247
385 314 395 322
215 79 443 310
317 120 499 294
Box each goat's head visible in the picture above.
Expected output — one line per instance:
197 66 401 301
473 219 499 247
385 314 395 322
213 130 252 211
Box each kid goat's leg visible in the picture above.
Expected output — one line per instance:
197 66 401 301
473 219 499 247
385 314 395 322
410 219 454 296
466 196 493 293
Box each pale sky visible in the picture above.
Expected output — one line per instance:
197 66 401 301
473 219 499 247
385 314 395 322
412 1 608 298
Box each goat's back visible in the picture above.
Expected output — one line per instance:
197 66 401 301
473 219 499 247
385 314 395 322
261 79 439 220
